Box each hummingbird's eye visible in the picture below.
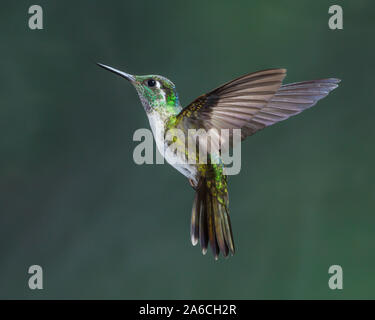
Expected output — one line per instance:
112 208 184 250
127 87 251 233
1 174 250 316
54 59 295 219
147 79 156 87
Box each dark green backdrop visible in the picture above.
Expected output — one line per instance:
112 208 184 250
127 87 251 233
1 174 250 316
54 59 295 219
1 0 374 299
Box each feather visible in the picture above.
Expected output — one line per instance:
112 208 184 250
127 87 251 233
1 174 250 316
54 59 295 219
191 176 235 259
206 191 219 259
198 186 208 255
212 197 228 257
190 191 200 246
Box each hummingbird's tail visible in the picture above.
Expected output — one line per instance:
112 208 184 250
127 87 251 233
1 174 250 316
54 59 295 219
190 177 235 259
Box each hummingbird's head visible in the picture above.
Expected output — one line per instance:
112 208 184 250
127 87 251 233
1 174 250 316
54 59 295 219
97 63 181 114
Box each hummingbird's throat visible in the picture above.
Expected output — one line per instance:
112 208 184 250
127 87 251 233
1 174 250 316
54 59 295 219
135 81 181 115
137 91 152 112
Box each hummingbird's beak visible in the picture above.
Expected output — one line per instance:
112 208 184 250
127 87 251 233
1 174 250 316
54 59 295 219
97 63 135 82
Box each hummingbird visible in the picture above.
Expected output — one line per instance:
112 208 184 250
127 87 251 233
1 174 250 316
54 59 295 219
97 63 340 259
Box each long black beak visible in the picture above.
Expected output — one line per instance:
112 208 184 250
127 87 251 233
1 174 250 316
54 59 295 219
97 63 135 82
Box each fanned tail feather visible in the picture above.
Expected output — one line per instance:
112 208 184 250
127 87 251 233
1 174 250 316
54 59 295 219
191 178 235 259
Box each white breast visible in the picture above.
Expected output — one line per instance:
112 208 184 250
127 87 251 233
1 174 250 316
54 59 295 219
147 112 198 184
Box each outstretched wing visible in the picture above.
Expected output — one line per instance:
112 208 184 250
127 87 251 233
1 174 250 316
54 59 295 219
239 78 341 138
174 68 340 152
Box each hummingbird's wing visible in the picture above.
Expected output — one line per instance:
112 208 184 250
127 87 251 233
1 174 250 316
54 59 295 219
174 68 340 151
174 68 286 151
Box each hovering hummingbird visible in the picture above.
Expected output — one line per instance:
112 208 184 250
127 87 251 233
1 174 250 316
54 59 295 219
98 63 340 259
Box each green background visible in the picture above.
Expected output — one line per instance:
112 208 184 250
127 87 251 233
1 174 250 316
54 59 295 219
1 0 374 299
